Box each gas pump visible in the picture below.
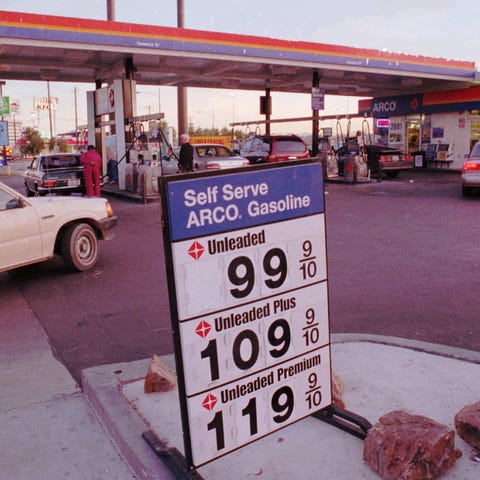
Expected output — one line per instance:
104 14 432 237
358 118 372 178
335 118 360 182
124 120 167 196
86 77 167 195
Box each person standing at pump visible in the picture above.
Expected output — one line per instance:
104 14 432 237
80 144 102 197
178 133 193 173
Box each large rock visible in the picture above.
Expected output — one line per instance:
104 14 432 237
454 401 480 451
331 371 346 409
363 410 462 480
144 354 177 393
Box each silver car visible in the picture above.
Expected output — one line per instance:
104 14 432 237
462 142 480 196
163 144 250 173
24 153 85 196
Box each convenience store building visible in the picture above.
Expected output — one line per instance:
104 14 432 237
359 87 480 170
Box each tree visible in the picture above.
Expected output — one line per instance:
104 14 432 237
19 128 44 156
48 137 68 152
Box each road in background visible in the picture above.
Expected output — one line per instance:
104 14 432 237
326 170 479 354
1 168 478 383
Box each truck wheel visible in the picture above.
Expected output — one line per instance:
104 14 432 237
61 223 99 271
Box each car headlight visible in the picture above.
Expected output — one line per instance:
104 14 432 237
106 201 114 217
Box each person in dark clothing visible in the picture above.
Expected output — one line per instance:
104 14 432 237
178 133 193 172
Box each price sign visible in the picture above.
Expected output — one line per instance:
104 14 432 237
160 161 331 468
187 347 331 466
180 281 329 395
172 214 327 319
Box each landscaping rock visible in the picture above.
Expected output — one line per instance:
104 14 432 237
454 401 480 451
363 410 462 479
144 354 176 393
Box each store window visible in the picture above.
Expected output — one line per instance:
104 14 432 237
470 119 480 151
421 115 431 147
389 120 404 148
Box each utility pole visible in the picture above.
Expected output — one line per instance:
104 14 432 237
74 86 78 147
0 81 6 163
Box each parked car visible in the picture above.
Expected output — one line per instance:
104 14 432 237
24 153 85 196
364 144 413 178
461 141 480 196
163 144 250 172
239 134 310 164
0 180 117 272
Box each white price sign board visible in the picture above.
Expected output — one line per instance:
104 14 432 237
161 161 331 468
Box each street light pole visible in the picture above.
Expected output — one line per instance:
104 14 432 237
47 81 53 143
0 81 6 162
230 93 235 137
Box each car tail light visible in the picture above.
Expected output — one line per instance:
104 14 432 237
404 154 412 161
379 155 389 162
205 163 221 170
463 161 480 171
42 180 56 188
267 154 304 162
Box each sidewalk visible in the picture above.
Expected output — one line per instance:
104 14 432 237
0 272 136 480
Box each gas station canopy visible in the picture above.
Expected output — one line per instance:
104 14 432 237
0 10 478 98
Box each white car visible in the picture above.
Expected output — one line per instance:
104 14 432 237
0 181 117 272
462 141 480 196
163 144 251 172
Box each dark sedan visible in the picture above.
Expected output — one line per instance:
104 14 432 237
24 153 85 196
365 145 413 179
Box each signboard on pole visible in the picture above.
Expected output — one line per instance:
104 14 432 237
33 96 58 110
0 96 10 116
160 161 332 469
0 121 8 146
311 87 325 110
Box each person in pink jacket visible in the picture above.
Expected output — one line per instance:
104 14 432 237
80 145 102 197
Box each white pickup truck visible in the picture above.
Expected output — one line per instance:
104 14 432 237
0 181 117 272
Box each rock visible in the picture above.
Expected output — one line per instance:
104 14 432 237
455 401 480 451
363 410 462 480
331 372 346 409
144 354 177 393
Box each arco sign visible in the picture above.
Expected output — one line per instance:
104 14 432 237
368 94 423 117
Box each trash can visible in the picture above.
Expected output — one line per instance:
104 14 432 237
125 163 139 192
343 153 357 183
